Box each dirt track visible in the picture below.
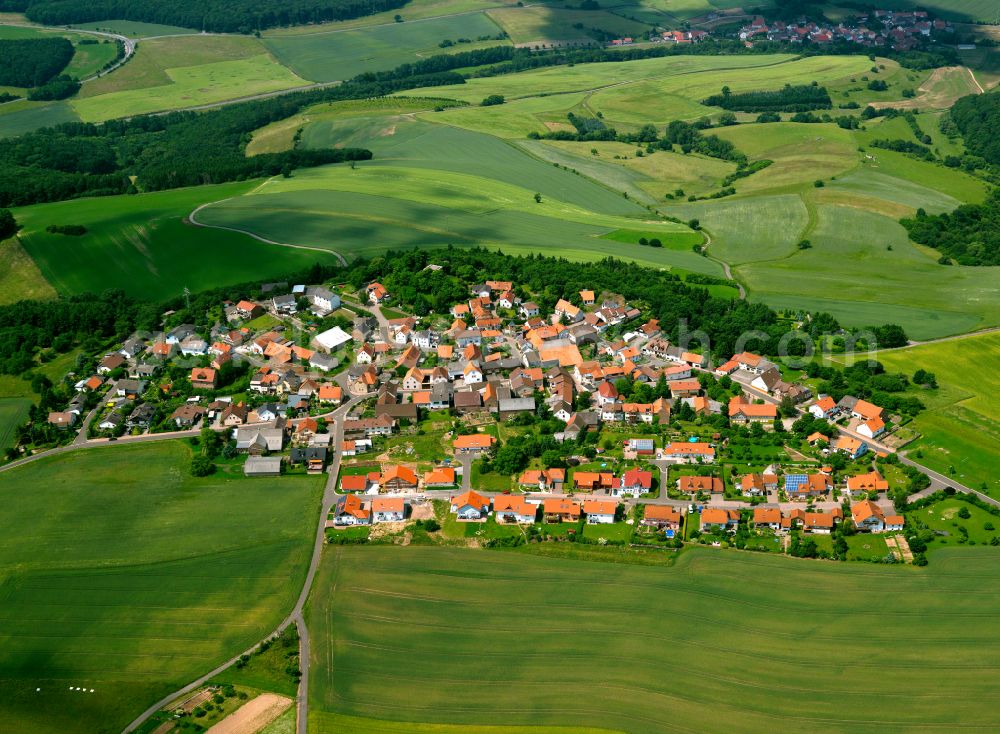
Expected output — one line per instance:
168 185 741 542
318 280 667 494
206 694 292 734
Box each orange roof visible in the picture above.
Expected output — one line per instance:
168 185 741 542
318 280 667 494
84 376 103 390
412 390 431 405
423 466 456 485
340 475 368 491
451 490 488 510
338 493 369 519
701 508 739 525
846 471 889 492
678 476 723 493
754 507 781 524
580 289 595 301
236 299 259 312
437 344 454 359
669 379 701 392
543 498 581 517
851 500 884 524
644 505 680 522
190 367 216 383
583 500 617 515
372 497 405 512
493 495 533 515
453 434 496 450
815 396 837 411
381 465 418 485
853 399 883 421
318 385 342 401
807 431 828 443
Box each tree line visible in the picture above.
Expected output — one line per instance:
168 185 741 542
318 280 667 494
950 92 1000 167
900 191 1000 266
702 83 832 113
0 38 74 87
19 0 409 33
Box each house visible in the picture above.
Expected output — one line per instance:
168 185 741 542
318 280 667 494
372 497 406 523
453 390 483 414
318 384 342 405
289 447 327 473
627 438 656 456
423 466 456 487
750 367 782 394
366 282 389 304
642 505 681 531
520 302 540 318
543 498 581 523
662 442 715 463
584 499 617 524
677 475 723 495
332 494 371 526
732 352 771 374
113 379 146 399
48 411 78 429
580 289 595 306
784 473 831 499
573 472 617 492
851 399 884 423
98 353 125 374
235 300 263 319
244 456 282 477
179 335 209 356
340 474 370 493
306 285 340 313
77 375 103 392
834 435 868 459
803 509 840 535
453 433 496 455
846 470 889 497
190 367 217 391
126 402 157 430
494 495 537 524
498 397 536 421
753 507 782 531
809 396 839 420
119 337 146 358
851 500 887 532
381 465 418 492
729 395 777 424
857 417 886 439
669 379 701 398
450 490 490 520
738 473 778 497
700 508 740 532
98 411 125 431
171 404 205 428
619 468 653 498
518 468 565 492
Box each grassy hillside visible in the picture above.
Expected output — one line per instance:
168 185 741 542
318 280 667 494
265 12 509 82
308 545 1000 733
877 331 1000 497
12 181 340 301
0 441 324 734
72 35 308 121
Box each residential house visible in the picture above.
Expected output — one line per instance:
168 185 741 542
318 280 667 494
289 447 327 473
126 403 156 430
738 472 778 497
729 395 777 424
584 500 617 524
677 475 723 495
423 466 456 487
453 433 496 455
618 468 653 498
834 435 868 459
98 353 125 375
366 282 389 304
450 490 490 520
306 286 340 313
493 495 537 524
846 470 889 497
170 404 205 428
372 497 406 523
573 472 618 492
332 494 371 526
857 417 886 439
190 367 217 391
662 442 715 463
753 507 782 531
809 396 839 420
700 508 741 532
642 505 681 531
784 473 832 500
48 411 78 429
381 465 418 493
851 500 888 532
543 498 581 523
518 468 565 492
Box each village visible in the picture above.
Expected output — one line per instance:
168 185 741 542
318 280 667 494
30 268 935 563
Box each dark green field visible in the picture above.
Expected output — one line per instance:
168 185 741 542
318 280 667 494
0 441 323 734
307 545 1000 733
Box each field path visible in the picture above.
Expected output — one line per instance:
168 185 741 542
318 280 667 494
189 198 348 266
699 227 746 299
206 693 292 734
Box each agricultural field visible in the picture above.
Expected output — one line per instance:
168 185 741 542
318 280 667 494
72 35 308 121
0 440 324 734
486 5 651 45
0 397 31 453
12 181 339 301
0 100 79 139
876 332 1000 497
0 237 57 304
264 0 507 35
66 20 199 38
307 545 1000 733
264 12 509 82
202 114 717 275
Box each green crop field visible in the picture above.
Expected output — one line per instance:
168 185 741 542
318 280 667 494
0 100 80 139
0 440 324 734
0 397 31 452
307 545 1000 733
876 332 1000 497
12 181 339 301
0 237 57 304
200 115 718 275
486 6 651 44
72 35 307 121
264 12 508 82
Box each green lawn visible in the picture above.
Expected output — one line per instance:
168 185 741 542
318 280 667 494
910 498 999 547
307 545 1000 733
0 440 324 734
265 12 508 82
12 181 340 301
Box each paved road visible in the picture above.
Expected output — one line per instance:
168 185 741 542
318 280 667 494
900 451 1000 509
0 22 134 82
